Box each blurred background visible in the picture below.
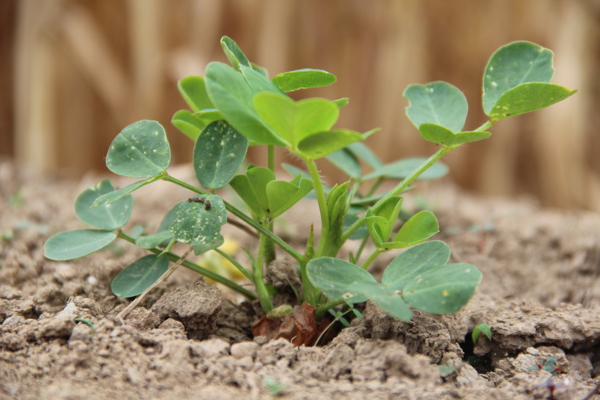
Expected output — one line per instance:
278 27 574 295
2 0 600 210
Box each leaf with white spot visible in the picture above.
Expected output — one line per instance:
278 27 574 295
402 263 482 314
169 195 227 250
194 120 249 190
106 120 171 178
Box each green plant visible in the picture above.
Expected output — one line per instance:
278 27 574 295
44 38 575 336
472 322 492 343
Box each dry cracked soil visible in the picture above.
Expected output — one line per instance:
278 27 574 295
2 161 600 400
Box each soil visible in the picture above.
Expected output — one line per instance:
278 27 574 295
2 160 600 400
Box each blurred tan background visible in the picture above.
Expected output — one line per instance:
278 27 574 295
2 0 600 210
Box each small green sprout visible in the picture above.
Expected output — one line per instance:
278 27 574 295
44 37 575 337
263 376 285 396
528 356 563 376
472 323 492 343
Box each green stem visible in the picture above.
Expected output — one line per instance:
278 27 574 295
365 177 384 197
254 232 274 312
361 249 382 270
162 175 304 263
214 248 253 281
341 146 451 243
264 145 277 264
352 236 369 263
303 158 330 256
118 232 256 300
315 298 346 320
267 145 275 171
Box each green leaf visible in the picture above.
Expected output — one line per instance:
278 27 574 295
230 175 262 216
419 123 492 146
472 323 492 343
253 92 339 147
169 195 227 248
327 149 362 178
363 158 448 181
343 213 369 240
193 109 223 124
389 210 439 248
382 240 451 290
44 229 116 260
333 98 349 108
220 36 251 71
307 257 376 304
266 175 314 218
111 255 169 298
193 120 249 190
205 62 285 146
177 76 214 112
92 178 154 208
75 179 133 230
194 238 225 255
327 182 350 252
486 83 577 121
366 197 403 245
158 205 179 232
247 166 277 214
297 129 367 159
402 263 482 314
135 231 173 249
106 120 171 178
171 110 205 141
483 41 555 115
349 282 412 321
404 81 468 132
272 69 337 92
347 142 382 169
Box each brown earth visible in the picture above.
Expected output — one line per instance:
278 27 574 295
2 160 600 400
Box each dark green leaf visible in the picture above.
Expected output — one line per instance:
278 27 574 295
169 195 227 249
205 62 285 146
171 110 205 141
272 69 336 92
177 76 214 112
111 255 169 298
44 229 116 260
327 149 362 178
404 81 468 132
382 240 451 290
402 263 482 314
230 174 263 216
486 83 577 121
106 120 171 178
193 120 248 189
483 41 554 115
75 179 133 230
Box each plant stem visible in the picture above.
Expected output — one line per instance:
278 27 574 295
214 248 253 281
365 177 384 197
264 145 277 264
341 146 451 243
303 158 330 256
118 232 256 300
254 232 274 312
162 175 304 263
315 298 346 320
361 249 382 270
267 145 275 171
